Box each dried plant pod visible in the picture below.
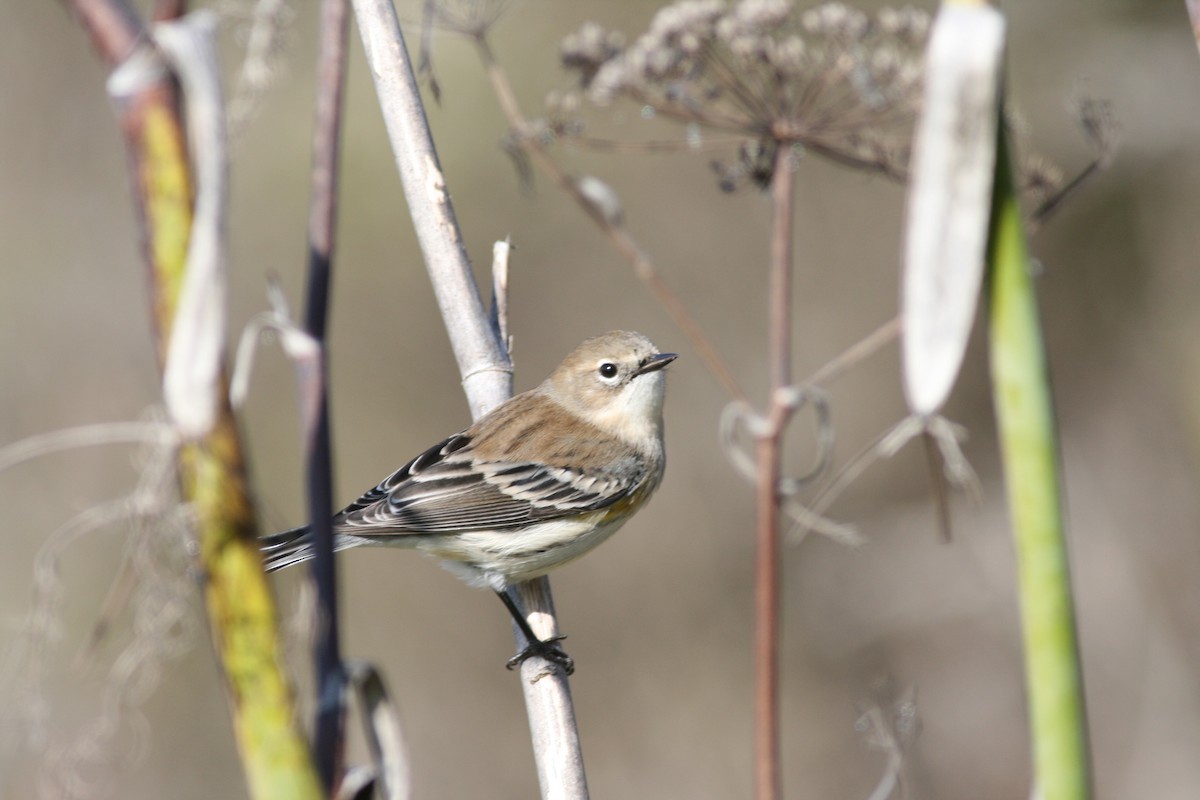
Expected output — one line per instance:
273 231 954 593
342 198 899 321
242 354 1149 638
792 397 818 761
901 3 1006 416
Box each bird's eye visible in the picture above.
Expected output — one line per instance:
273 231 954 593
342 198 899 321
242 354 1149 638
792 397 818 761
598 362 618 379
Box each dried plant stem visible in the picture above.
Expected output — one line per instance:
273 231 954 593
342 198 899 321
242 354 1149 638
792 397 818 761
65 0 141 66
753 144 797 800
151 0 186 22
351 0 514 415
68 2 321 796
349 4 586 797
472 35 746 403
768 152 794 393
305 0 351 789
561 133 745 155
753 428 782 800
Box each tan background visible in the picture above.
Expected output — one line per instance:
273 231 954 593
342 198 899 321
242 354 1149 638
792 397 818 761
2 1 1199 798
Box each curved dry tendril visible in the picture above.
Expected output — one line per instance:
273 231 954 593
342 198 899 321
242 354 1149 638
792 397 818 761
719 385 853 542
229 280 321 410
0 422 178 475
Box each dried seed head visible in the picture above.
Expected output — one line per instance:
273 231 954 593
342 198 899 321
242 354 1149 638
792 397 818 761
561 0 931 184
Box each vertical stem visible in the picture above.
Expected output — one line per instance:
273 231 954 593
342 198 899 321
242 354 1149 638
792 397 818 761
72 4 322 796
988 132 1091 800
351 0 513 419
305 0 351 791
755 143 795 800
348 5 588 798
769 145 794 391
753 434 782 800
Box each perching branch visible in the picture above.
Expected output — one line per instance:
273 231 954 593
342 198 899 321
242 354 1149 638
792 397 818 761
347 2 587 797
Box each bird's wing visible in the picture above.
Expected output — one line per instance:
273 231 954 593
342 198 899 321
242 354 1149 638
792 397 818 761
332 432 648 536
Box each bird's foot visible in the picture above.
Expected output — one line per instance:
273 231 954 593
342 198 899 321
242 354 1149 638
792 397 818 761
506 635 574 675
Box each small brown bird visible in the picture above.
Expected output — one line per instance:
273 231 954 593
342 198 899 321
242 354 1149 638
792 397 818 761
262 331 675 672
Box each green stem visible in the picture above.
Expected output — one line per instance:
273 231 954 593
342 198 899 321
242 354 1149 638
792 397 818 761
987 130 1092 800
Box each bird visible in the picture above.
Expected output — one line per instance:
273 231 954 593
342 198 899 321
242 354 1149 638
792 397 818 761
261 330 675 673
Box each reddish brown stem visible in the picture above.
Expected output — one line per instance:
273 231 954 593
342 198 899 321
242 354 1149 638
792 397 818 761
769 148 794 391
151 0 186 22
753 431 782 800
754 144 796 800
63 0 142 67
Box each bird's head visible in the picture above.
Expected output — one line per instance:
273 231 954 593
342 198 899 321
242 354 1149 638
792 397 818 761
542 331 676 449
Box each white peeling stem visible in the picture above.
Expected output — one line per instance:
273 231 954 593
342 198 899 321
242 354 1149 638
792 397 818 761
350 0 511 419
149 12 229 439
348 3 588 799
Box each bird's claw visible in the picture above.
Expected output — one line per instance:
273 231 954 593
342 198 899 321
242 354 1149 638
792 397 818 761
506 635 574 675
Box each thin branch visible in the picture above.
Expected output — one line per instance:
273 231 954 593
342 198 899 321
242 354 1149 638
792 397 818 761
150 0 186 22
491 237 512 349
305 0 351 790
351 0 513 416
804 316 901 387
348 3 587 797
1029 158 1103 227
560 131 745 155
472 34 746 403
63 0 142 67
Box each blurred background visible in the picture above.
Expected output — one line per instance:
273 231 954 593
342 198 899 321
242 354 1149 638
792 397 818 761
2 1 1198 797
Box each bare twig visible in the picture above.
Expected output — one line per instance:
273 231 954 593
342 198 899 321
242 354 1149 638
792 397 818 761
351 0 513 416
472 34 746 403
417 0 441 102
305 0 351 790
151 0 186 22
64 0 142 67
804 316 901 388
1030 96 1117 227
348 3 587 797
800 414 978 544
491 237 512 350
560 132 745 155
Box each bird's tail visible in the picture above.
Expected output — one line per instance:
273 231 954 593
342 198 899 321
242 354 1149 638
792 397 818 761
260 525 316 572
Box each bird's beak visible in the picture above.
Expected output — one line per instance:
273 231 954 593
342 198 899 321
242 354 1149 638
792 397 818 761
635 352 678 376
